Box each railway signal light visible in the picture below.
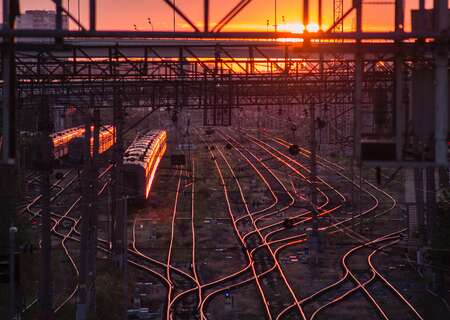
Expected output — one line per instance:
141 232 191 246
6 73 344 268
224 290 233 307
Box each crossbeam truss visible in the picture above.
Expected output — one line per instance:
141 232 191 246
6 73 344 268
9 45 395 130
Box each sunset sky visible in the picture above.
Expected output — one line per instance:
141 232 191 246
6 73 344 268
2 0 439 32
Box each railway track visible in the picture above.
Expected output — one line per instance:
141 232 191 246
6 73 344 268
22 166 112 313
18 127 431 320
252 130 424 320
201 131 310 320
188 128 423 320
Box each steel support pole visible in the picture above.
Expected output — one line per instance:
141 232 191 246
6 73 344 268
204 0 209 33
56 0 63 31
354 55 362 161
310 102 318 263
2 0 16 164
9 226 18 320
353 0 363 214
112 92 126 271
76 117 93 320
394 55 404 161
425 167 436 246
395 0 404 31
274 0 277 32
419 0 425 10
1 5 17 306
414 168 425 244
88 109 100 314
89 0 96 31
355 0 362 32
354 0 362 160
303 0 309 27
2 0 8 29
112 90 128 317
318 0 322 28
434 0 448 166
55 0 63 43
39 96 53 320
394 0 404 161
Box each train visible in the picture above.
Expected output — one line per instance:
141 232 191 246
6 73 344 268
68 125 116 162
19 127 85 168
51 126 85 159
18 125 116 169
123 130 167 200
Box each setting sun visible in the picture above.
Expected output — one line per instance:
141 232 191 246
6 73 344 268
278 23 304 34
306 23 321 33
278 22 323 34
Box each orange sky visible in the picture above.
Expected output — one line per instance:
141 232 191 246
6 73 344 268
3 0 439 32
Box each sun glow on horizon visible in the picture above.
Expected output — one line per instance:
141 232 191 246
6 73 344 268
277 22 325 34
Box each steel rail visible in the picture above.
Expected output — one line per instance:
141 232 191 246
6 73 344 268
214 142 307 320
196 129 382 319
199 132 273 320
259 132 424 319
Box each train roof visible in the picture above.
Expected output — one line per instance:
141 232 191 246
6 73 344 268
123 130 166 166
50 125 84 139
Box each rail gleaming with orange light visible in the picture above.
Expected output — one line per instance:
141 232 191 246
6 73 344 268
123 130 167 200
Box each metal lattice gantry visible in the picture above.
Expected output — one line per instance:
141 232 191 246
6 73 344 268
0 0 448 180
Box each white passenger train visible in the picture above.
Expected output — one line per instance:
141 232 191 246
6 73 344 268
123 130 167 200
